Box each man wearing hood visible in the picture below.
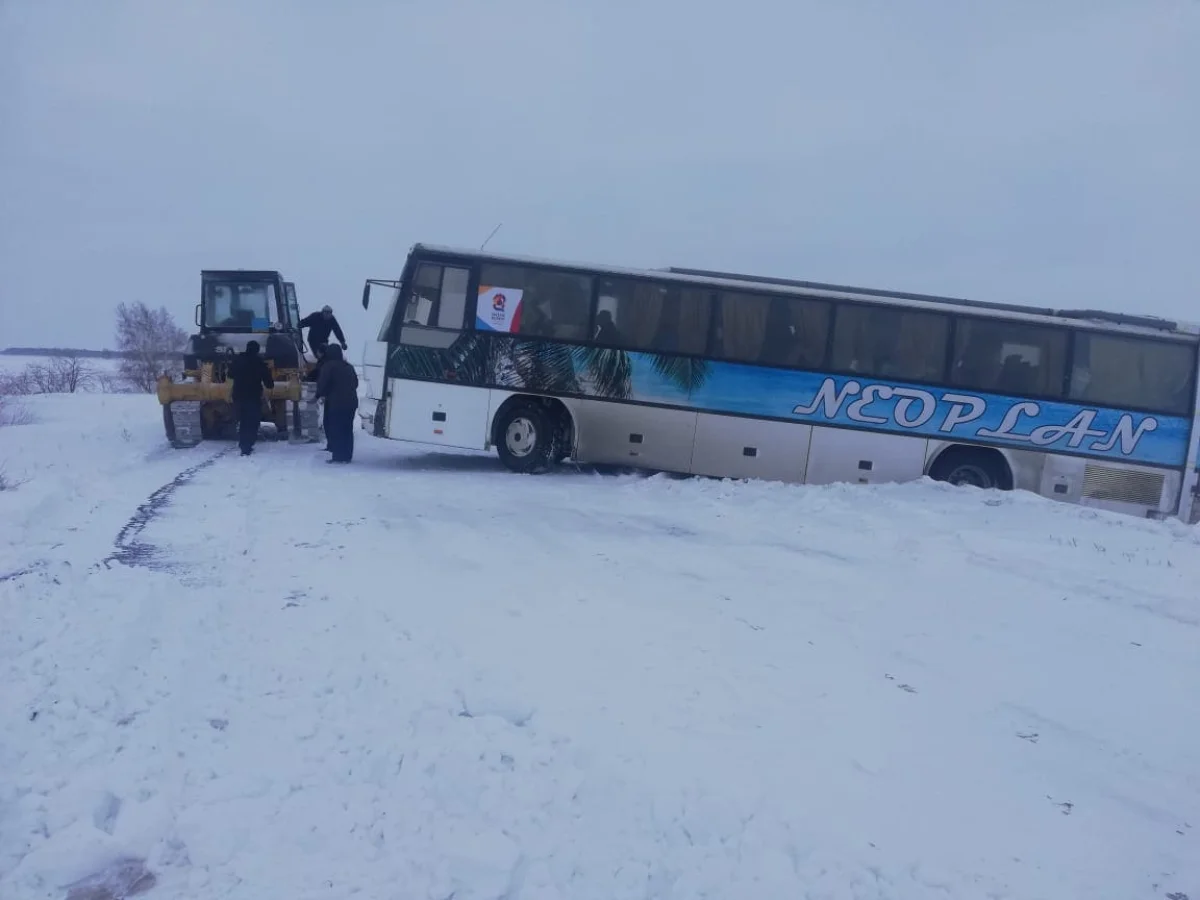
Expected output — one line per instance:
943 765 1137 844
315 343 359 463
227 340 274 456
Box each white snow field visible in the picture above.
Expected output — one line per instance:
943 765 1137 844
1 392 1198 900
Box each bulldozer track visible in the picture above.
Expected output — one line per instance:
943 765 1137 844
164 381 322 448
103 449 233 571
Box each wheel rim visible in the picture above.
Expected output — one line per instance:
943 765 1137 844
947 463 992 489
505 416 537 458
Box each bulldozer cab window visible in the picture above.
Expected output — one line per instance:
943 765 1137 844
204 281 278 330
283 283 301 329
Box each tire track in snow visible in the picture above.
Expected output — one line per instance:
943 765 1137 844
102 448 233 571
0 560 47 584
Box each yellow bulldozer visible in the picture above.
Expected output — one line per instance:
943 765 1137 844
157 269 323 448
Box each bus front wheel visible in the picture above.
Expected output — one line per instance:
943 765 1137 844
495 402 555 474
929 447 1012 492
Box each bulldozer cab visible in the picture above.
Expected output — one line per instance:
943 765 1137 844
196 270 297 335
185 270 310 375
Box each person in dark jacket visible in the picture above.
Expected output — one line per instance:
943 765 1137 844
315 343 359 463
227 340 274 456
299 305 347 357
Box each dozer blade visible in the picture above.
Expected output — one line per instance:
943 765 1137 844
156 376 303 405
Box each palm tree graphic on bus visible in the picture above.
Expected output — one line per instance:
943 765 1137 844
393 283 711 402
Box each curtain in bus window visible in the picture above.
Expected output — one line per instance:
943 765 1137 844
596 279 711 355
596 279 665 350
1070 332 1195 416
674 288 712 355
759 297 830 369
950 318 1067 397
714 292 770 362
436 267 470 329
831 305 949 382
519 270 592 342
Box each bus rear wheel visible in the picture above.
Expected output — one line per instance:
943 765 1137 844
495 402 555 474
929 447 1012 492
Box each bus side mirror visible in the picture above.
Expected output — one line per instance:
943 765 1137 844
361 282 371 310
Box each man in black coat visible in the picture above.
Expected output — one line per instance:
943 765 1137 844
227 340 274 456
299 305 347 357
315 343 359 463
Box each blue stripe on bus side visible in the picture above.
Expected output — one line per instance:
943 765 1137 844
623 355 1190 469
387 336 1192 469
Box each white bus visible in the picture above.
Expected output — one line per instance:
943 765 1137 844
359 243 1200 523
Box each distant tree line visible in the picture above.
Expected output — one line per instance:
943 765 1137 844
2 301 189 406
1 347 186 360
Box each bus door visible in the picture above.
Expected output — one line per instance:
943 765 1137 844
388 261 491 448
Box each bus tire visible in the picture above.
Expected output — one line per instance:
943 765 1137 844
495 401 555 474
928 446 1012 492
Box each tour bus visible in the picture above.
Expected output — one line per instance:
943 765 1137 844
358 243 1200 523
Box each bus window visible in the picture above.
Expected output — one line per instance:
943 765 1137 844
595 278 666 350
526 270 591 341
711 291 772 364
831 304 949 383
950 318 1067 397
758 295 830 369
398 263 471 330
481 264 592 342
595 278 711 355
403 263 442 326
673 287 712 355
712 291 830 368
437 266 470 329
1070 332 1195 416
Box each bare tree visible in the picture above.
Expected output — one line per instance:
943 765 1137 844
0 356 104 395
58 355 98 392
114 302 188 393
95 370 125 393
0 368 33 396
26 355 99 393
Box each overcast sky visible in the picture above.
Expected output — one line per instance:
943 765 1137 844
1 0 1197 349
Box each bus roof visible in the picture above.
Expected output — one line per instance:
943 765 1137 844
409 243 1200 342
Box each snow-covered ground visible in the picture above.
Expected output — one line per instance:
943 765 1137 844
1 391 1198 900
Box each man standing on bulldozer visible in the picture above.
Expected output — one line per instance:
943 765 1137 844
228 340 274 456
300 305 347 362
